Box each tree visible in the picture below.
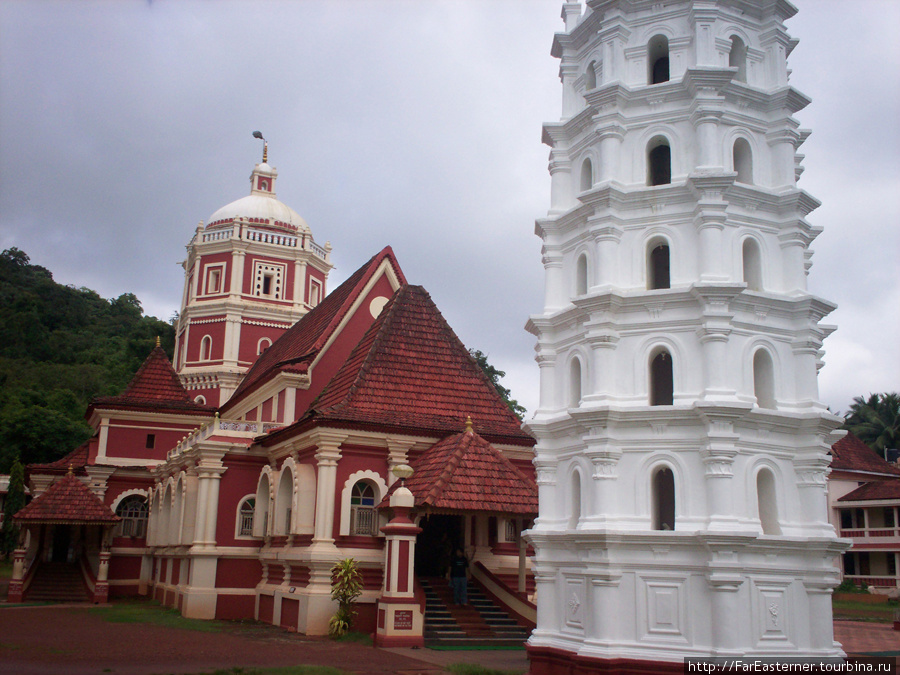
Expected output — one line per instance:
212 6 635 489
843 393 900 460
469 349 527 421
1 459 25 559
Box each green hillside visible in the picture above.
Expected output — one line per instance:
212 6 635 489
0 248 175 471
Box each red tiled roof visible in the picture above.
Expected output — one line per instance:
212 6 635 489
14 473 119 524
838 479 900 502
90 346 211 416
305 285 533 445
225 246 406 410
830 433 900 477
382 427 537 514
27 441 91 477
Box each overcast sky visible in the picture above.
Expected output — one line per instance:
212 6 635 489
1 0 897 417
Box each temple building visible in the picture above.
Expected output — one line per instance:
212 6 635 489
8 154 538 642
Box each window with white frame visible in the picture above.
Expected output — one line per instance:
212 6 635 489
253 261 285 300
237 496 256 537
308 278 322 308
350 481 377 535
115 495 148 538
205 265 224 295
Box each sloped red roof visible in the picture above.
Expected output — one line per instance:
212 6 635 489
830 433 900 477
90 346 211 416
382 426 537 514
838 479 900 502
27 441 91 477
225 246 406 410
301 285 533 445
14 473 119 524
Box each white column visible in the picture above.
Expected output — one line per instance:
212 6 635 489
312 433 346 546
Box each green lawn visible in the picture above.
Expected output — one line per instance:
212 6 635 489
181 668 349 675
446 665 526 675
88 598 229 633
833 598 897 623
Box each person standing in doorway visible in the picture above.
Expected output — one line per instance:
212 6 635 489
449 548 469 605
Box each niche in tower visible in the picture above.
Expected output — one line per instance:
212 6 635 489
647 239 670 290
729 35 748 83
648 35 669 84
733 137 753 184
650 349 674 406
652 466 675 530
647 137 671 186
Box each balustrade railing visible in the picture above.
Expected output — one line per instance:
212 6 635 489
840 528 900 539
168 416 281 459
193 224 328 260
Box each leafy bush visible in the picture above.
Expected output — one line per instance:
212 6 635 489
328 558 362 638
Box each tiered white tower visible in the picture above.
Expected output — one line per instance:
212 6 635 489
525 1 848 671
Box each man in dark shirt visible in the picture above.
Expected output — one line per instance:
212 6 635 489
449 548 469 605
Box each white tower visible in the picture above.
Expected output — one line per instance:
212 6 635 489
525 1 848 671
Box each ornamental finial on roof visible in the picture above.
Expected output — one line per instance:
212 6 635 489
252 130 267 163
465 416 473 433
67 464 74 476
155 335 161 348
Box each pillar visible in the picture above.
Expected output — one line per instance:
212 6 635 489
374 485 424 648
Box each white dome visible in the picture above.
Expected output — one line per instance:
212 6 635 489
207 194 310 234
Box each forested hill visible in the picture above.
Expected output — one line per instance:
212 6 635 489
0 248 176 472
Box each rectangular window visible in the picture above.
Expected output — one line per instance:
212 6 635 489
145 434 155 449
253 261 285 300
309 279 322 307
204 265 225 295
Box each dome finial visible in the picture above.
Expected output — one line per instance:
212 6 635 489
155 335 161 348
252 130 267 163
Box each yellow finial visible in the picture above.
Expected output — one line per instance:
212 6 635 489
263 141 268 163
155 335 161 348
465 416 473 433
67 464 74 476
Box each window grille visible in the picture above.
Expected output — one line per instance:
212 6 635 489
350 482 377 535
239 498 255 536
116 496 148 538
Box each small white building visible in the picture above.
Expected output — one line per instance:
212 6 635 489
525 1 847 672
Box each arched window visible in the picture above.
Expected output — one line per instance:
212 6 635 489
648 35 669 84
742 238 762 291
585 60 597 90
200 335 212 361
757 469 781 535
650 350 673 406
580 158 593 192
194 395 207 405
350 481 377 535
652 466 675 530
647 137 671 186
733 138 753 184
575 254 588 296
648 241 670 290
257 337 272 355
237 496 255 537
254 474 270 538
115 496 148 538
569 469 582 529
274 468 294 535
729 36 747 83
569 356 583 408
753 349 776 409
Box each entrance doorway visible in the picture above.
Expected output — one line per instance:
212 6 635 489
415 514 463 577
51 525 71 563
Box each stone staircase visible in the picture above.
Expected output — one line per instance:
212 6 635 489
25 562 89 603
420 576 531 647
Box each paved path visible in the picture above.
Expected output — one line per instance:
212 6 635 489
0 603 898 675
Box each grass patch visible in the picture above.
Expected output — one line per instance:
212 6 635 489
0 559 12 581
832 599 897 624
446 665 526 675
88 599 226 633
332 631 372 646
174 668 350 675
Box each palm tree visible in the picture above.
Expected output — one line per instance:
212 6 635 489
843 393 900 460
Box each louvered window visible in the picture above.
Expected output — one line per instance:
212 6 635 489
350 482 377 535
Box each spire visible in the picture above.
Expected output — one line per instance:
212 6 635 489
155 335 161 348
252 130 267 163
